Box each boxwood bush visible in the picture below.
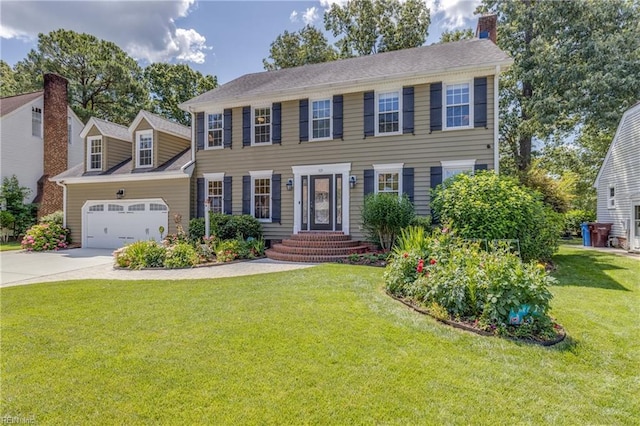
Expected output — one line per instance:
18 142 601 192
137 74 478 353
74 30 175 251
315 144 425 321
362 193 414 251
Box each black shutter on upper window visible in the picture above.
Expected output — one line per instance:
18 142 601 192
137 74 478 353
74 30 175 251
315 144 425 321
402 167 415 203
364 169 375 196
272 103 281 144
242 107 251 147
196 112 205 150
299 99 309 142
402 87 414 135
333 95 343 140
197 177 205 218
474 77 487 128
223 176 232 214
223 109 232 148
430 83 442 132
271 174 281 224
242 175 251 214
364 91 375 138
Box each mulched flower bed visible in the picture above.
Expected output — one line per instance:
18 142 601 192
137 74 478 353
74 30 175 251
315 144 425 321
388 292 566 346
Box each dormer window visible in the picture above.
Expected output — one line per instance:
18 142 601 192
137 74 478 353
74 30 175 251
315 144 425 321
136 130 153 168
87 136 102 171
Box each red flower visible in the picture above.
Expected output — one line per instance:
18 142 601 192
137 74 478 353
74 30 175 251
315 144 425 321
430 259 437 265
417 265 423 273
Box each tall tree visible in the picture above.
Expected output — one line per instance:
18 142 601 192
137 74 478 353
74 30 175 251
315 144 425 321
439 28 474 43
14 29 149 125
145 63 217 125
263 25 338 71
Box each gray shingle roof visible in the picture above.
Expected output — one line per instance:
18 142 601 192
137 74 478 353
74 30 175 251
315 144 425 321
182 39 512 109
134 110 191 139
91 117 132 142
0 91 43 117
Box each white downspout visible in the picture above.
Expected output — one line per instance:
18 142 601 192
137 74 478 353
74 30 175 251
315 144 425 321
55 180 67 227
494 65 501 174
189 107 196 163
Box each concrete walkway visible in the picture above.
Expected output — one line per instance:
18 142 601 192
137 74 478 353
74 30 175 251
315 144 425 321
572 244 640 261
0 248 316 288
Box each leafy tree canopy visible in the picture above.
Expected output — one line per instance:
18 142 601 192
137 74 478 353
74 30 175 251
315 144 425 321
439 28 474 43
263 25 338 71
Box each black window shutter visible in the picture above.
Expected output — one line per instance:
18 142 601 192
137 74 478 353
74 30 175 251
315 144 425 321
474 77 487 128
196 112 205 150
271 174 281 224
197 177 205 218
402 87 414 135
242 175 251 214
224 109 232 148
364 169 374 196
430 83 442 132
474 163 488 172
299 99 309 142
223 176 232 214
364 91 375 137
333 95 343 140
242 106 251 147
272 103 281 144
402 167 414 203
430 166 443 189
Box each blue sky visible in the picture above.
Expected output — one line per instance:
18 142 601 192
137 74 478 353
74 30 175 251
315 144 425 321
0 0 481 84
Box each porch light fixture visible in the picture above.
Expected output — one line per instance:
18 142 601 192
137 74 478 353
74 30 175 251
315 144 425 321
116 189 125 199
286 178 294 191
349 175 357 189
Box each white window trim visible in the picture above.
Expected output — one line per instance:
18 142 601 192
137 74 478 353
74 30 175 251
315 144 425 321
32 106 43 138
608 184 616 209
204 172 225 213
251 105 272 146
375 89 403 137
309 98 333 141
86 136 103 171
249 170 273 222
373 163 404 196
136 129 154 169
441 159 476 181
205 112 224 150
442 80 474 131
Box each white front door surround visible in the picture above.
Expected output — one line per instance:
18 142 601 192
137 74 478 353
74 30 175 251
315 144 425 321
292 163 351 235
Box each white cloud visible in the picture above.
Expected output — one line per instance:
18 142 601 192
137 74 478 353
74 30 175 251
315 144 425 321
302 7 320 25
0 0 211 64
290 10 299 23
431 0 481 29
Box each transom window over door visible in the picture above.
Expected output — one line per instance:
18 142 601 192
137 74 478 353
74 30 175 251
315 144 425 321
445 83 471 128
311 99 331 139
136 130 153 168
253 107 271 144
207 113 223 148
377 91 400 134
87 137 102 171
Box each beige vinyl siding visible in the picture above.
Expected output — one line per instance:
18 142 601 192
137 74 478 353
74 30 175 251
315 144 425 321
157 132 190 166
104 137 132 170
194 79 495 241
65 178 190 245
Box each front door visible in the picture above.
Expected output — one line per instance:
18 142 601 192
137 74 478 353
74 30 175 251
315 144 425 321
310 175 333 230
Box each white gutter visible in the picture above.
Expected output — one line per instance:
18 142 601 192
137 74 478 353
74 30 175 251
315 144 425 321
51 170 191 185
494 65 501 174
190 108 196 163
55 180 67 227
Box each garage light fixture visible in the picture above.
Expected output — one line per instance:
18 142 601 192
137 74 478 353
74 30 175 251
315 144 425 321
116 189 125 199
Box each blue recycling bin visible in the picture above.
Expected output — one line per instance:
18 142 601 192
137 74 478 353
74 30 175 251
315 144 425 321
581 223 591 246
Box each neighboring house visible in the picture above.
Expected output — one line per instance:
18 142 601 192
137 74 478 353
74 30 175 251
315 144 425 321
52 110 193 248
0 74 84 216
178 16 512 259
593 101 640 252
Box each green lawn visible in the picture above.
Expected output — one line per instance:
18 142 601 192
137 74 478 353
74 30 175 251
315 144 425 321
0 240 22 251
1 245 638 424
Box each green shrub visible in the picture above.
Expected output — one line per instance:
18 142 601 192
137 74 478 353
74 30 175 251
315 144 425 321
21 223 70 251
215 239 241 262
144 241 166 268
563 209 596 236
383 249 425 296
1 175 37 237
164 242 199 268
431 171 560 262
362 193 415 251
393 226 432 256
113 240 164 269
0 211 15 229
209 213 263 240
39 210 64 226
188 218 206 243
409 215 432 231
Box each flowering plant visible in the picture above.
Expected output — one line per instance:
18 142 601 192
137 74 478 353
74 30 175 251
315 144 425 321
21 223 70 251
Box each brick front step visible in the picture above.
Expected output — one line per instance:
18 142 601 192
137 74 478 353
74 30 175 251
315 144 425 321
265 249 353 263
271 243 369 256
282 239 362 248
266 232 373 263
289 233 351 242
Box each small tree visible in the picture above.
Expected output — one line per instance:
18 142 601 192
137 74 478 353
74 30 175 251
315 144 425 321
1 175 36 238
362 193 414 251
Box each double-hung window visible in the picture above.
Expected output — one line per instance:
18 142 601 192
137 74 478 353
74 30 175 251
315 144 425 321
311 99 331 140
441 160 476 182
87 136 102 171
376 91 401 135
444 82 472 129
207 113 223 149
253 107 271 144
204 173 225 213
608 185 616 209
32 107 42 137
136 130 153 168
250 171 272 221
374 163 403 197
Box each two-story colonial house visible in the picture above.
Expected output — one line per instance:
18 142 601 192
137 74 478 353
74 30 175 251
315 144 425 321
179 16 512 261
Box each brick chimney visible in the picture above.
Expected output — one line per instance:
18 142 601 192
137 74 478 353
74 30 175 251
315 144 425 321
38 73 69 218
476 14 497 44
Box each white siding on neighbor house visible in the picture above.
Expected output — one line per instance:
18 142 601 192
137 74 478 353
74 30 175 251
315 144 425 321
67 110 85 168
595 105 640 242
0 97 45 203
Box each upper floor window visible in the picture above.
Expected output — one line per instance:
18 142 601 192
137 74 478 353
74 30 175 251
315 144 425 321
253 107 271 145
311 99 332 140
373 163 403 197
608 185 616 209
376 91 401 135
207 113 223 149
444 82 472 129
87 136 102 171
136 130 153 168
441 159 476 181
32 107 42 137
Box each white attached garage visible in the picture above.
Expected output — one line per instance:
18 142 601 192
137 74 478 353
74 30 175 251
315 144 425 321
82 199 169 249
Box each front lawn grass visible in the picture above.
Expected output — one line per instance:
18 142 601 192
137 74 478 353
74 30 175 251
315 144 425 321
1 245 638 424
0 240 22 251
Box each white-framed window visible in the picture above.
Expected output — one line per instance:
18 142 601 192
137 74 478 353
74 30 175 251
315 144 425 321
441 159 476 181
32 107 42 137
253 106 271 145
204 173 225 214
310 98 332 140
376 90 401 135
136 130 153 168
444 81 473 129
608 185 616 209
207 112 223 149
373 163 403 197
87 136 102 171
250 170 272 221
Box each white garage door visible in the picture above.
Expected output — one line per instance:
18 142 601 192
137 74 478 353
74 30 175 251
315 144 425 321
83 199 169 249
